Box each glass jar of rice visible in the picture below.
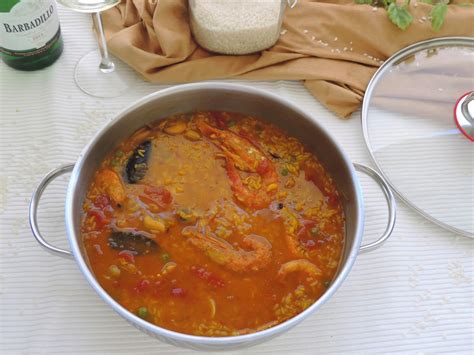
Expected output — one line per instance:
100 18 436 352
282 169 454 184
189 0 291 55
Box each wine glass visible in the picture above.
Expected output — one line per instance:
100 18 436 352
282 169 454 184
57 0 137 98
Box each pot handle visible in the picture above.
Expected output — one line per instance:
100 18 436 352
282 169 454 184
354 163 396 253
29 164 75 259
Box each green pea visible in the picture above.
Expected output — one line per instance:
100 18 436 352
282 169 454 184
107 264 121 278
281 168 289 176
111 159 120 168
115 150 124 158
161 253 170 263
137 306 148 319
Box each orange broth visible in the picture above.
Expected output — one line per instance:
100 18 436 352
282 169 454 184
81 111 345 336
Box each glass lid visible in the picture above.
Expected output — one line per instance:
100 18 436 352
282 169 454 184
362 37 474 238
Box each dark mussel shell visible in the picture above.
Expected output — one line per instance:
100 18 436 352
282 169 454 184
108 231 159 255
126 140 151 184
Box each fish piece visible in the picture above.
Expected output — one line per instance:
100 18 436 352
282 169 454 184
164 120 187 135
184 129 201 141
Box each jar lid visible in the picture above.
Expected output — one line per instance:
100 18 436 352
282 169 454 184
362 37 474 238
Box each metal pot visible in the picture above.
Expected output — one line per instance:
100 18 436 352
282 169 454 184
29 83 396 350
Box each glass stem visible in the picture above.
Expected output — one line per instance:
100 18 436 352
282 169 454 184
93 12 115 73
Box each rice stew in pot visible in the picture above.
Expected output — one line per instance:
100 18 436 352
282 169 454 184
81 111 345 336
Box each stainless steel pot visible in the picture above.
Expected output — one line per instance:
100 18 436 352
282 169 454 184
29 83 396 350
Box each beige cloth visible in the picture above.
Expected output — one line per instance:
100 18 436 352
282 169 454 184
102 0 474 118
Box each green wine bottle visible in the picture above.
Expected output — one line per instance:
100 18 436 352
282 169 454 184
0 0 63 71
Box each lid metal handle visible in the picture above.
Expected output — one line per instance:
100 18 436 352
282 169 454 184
461 92 474 124
461 92 474 139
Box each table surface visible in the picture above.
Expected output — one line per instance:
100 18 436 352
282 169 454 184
1 6 472 354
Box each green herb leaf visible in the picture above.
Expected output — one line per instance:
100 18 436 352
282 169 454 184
430 3 448 31
281 168 289 176
387 3 413 30
383 0 396 6
355 0 373 4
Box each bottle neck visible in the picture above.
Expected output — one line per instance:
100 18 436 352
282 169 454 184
0 0 20 13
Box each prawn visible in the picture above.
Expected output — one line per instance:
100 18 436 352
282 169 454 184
196 117 278 209
277 259 321 282
280 207 309 258
95 169 125 204
187 231 272 273
95 169 174 234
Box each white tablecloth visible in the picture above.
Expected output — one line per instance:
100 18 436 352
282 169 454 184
1 6 472 354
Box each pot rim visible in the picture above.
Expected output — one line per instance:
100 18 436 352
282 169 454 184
65 82 364 346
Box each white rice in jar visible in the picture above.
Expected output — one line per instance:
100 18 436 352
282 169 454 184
189 0 285 55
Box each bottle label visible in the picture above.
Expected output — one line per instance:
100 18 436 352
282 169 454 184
0 0 60 53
